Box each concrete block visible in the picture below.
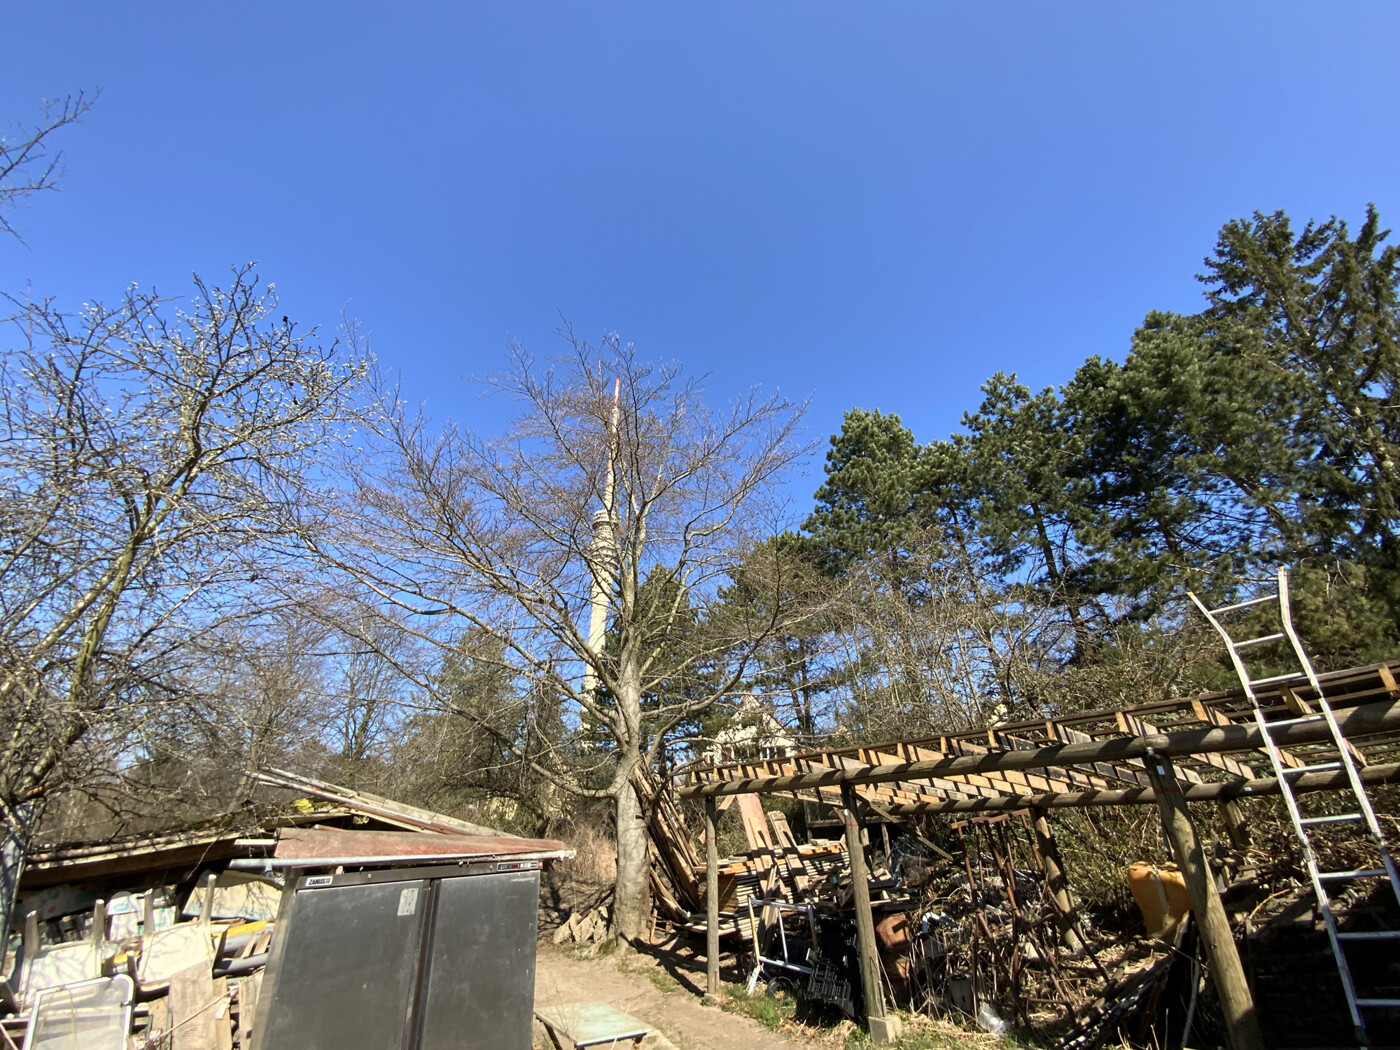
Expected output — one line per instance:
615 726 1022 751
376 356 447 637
867 1013 903 1045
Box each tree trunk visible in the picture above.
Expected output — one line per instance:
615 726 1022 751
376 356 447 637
0 804 33 939
612 762 650 942
610 633 650 943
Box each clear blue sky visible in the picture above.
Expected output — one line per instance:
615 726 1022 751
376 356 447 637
4 3 1398 514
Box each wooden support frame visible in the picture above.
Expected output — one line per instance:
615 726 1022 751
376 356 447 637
679 699 1400 801
841 784 900 1045
1218 798 1251 851
705 796 720 997
1146 752 1263 1050
864 760 1400 816
1030 807 1083 953
669 661 1400 1048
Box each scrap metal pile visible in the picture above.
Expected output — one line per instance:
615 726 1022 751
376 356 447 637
650 786 1387 1047
660 660 1400 1047
681 800 1123 1035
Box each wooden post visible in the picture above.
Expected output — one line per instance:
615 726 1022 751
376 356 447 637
1030 807 1084 953
1146 753 1263 1050
841 784 901 1044
1219 798 1252 851
705 795 720 997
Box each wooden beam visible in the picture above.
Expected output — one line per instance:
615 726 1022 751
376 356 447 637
1128 710 1252 780
683 663 1400 784
1030 808 1083 953
1197 701 1302 771
1379 664 1400 699
867 761 1400 815
1146 754 1263 1050
705 797 720 996
1219 799 1251 851
863 801 955 863
677 699 1400 798
841 784 900 1044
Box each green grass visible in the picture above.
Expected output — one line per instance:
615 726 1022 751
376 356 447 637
613 953 678 993
592 936 618 958
647 969 680 994
719 985 797 1032
842 1029 963 1050
838 1011 1032 1050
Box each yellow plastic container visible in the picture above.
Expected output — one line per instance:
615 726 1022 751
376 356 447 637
1127 861 1191 941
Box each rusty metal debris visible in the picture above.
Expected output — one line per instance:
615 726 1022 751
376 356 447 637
650 661 1400 1047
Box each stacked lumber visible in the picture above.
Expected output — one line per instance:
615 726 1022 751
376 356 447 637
632 766 703 918
689 841 848 941
708 842 846 909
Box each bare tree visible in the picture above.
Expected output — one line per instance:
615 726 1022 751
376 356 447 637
0 93 95 243
0 267 370 847
122 606 337 826
326 609 414 786
322 332 812 939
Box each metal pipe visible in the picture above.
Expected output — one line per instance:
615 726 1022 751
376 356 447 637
214 952 269 977
225 848 571 871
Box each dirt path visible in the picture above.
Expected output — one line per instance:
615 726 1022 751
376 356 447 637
532 942 823 1050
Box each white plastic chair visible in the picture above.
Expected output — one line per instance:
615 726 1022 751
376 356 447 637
135 875 215 987
17 905 105 1009
24 974 133 1050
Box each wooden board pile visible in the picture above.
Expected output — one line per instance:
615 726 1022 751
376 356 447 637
635 766 704 924
551 899 613 947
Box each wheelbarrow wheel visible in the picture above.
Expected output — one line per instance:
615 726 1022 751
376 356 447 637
766 975 797 1001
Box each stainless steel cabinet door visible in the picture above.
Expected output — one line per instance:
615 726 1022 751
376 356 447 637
259 880 428 1050
417 870 540 1050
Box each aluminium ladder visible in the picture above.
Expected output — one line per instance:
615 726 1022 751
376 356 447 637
1190 568 1400 1046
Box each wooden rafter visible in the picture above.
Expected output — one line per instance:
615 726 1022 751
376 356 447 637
678 662 1400 814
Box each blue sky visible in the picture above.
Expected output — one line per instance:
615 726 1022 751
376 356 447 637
3 3 1397 517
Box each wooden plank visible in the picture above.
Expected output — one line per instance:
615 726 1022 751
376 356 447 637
868 760 1400 814
1195 697 1302 769
733 794 775 856
212 977 232 1050
148 996 171 1048
767 811 810 893
1379 664 1400 699
240 972 263 1050
169 963 219 1050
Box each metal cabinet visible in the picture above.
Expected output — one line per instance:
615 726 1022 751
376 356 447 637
257 862 540 1050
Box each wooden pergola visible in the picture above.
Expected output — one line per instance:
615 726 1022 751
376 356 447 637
675 661 1400 1048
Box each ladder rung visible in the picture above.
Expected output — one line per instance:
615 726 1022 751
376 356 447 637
1301 812 1362 826
1357 998 1400 1008
1283 761 1343 775
1211 595 1276 614
1252 672 1306 687
1318 868 1388 880
1338 931 1400 941
1236 632 1287 649
1265 714 1326 730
